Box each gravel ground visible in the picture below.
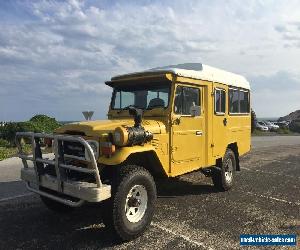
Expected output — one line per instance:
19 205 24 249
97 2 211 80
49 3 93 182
0 137 299 249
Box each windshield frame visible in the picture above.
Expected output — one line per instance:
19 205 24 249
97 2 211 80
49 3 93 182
110 81 171 111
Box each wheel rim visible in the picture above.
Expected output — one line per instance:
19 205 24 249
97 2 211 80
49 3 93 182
224 157 233 183
125 185 148 223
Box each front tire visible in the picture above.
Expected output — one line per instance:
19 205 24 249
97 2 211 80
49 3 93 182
212 148 236 191
101 165 156 241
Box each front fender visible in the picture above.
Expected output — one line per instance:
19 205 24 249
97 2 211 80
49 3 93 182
98 144 156 165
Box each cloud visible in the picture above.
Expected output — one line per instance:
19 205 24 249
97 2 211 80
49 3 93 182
250 71 300 117
1 0 300 120
274 25 287 33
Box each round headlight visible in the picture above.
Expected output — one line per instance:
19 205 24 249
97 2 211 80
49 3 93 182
114 132 121 143
113 127 128 146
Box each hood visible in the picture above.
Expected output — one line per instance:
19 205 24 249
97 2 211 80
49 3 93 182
55 119 166 137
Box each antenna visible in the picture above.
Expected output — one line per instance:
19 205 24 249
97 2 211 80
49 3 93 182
82 111 94 121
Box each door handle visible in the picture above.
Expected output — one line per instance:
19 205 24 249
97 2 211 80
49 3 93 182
196 131 203 136
223 118 227 126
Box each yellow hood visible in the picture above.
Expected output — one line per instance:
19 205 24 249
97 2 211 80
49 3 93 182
55 119 165 137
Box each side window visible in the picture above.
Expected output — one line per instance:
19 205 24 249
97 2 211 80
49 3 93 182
174 86 200 115
214 88 226 114
174 86 183 114
229 89 239 113
240 90 250 113
229 88 250 114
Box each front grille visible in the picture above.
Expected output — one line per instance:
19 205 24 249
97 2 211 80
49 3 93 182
63 141 85 158
62 141 95 183
16 132 102 191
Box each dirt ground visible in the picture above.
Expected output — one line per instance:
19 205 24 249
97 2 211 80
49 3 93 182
0 137 299 249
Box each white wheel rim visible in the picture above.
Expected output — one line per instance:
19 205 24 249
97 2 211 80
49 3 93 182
125 185 148 223
224 158 233 183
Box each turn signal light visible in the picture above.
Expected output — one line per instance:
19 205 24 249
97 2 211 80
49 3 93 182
101 142 116 157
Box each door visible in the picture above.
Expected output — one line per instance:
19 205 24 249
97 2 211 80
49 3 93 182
171 85 205 165
212 84 228 157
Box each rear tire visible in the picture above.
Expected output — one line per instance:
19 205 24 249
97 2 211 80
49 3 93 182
101 165 156 241
40 196 74 213
212 148 236 191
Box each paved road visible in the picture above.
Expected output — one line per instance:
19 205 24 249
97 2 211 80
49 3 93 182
0 157 31 201
252 135 300 149
0 136 299 249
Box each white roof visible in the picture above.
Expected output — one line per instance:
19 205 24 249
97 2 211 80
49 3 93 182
112 63 250 90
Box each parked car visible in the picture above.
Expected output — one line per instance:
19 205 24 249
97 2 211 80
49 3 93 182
264 121 279 131
274 121 290 129
256 122 269 131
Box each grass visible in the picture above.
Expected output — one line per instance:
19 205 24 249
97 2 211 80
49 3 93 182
0 147 18 161
0 144 32 161
252 129 267 136
276 127 292 134
252 128 300 136
0 143 54 161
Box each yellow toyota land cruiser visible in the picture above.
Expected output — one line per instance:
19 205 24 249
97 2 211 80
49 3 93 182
16 63 251 241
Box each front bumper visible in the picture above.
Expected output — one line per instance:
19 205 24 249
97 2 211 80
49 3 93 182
16 132 111 207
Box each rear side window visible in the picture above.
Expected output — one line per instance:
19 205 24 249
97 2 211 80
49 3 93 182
229 89 239 113
174 86 200 115
229 88 250 114
214 88 226 114
239 90 250 113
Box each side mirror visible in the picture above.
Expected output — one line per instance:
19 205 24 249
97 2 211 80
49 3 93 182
190 105 201 117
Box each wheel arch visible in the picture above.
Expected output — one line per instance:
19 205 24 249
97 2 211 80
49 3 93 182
227 142 240 171
124 151 168 178
99 146 168 178
215 142 240 170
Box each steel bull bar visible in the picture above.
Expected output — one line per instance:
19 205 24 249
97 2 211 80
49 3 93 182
15 132 111 207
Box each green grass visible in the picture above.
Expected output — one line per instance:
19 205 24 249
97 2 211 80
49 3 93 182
252 128 300 136
276 127 291 135
0 139 18 160
0 138 10 147
0 144 33 161
252 129 267 136
0 147 18 161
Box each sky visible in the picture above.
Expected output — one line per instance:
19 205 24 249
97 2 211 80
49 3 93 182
0 0 300 121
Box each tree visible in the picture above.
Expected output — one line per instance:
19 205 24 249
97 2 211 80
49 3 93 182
251 109 257 133
29 114 61 133
1 115 61 146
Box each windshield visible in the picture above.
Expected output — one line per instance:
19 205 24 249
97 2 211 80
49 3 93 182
111 82 170 110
